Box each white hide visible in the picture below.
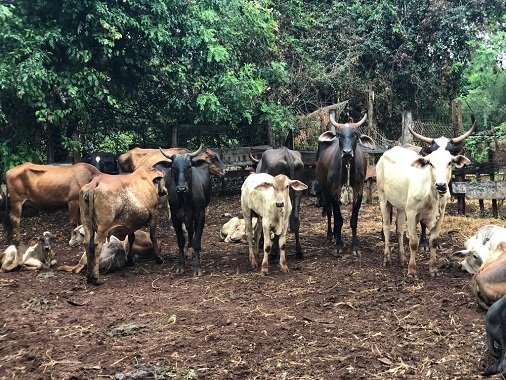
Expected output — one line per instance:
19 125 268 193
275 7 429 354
376 146 470 276
456 225 506 274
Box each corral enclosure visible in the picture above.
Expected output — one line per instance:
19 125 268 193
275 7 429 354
0 193 501 379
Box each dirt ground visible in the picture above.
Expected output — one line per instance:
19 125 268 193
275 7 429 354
0 193 504 380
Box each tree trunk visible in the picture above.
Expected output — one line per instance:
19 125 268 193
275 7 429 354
72 130 81 163
401 110 413 145
367 85 374 136
46 124 55 163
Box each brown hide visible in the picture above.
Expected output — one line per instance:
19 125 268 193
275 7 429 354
472 242 506 309
79 166 164 284
118 147 226 177
5 162 99 244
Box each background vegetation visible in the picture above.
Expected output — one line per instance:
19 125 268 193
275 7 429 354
0 0 504 168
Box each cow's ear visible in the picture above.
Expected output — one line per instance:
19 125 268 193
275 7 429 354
318 131 336 142
452 155 471 168
359 135 375 149
153 160 172 174
412 157 429 168
452 249 469 259
290 180 308 191
254 182 272 191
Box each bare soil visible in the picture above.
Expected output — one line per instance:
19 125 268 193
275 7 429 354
0 195 503 380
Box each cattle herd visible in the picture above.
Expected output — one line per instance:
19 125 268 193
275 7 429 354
2 112 506 374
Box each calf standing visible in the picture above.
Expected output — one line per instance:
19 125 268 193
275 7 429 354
241 173 307 274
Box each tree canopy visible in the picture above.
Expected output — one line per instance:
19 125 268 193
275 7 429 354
0 0 504 167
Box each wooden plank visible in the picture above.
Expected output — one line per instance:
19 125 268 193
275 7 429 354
452 181 506 199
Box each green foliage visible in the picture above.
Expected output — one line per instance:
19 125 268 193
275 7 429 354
0 0 504 162
465 123 506 163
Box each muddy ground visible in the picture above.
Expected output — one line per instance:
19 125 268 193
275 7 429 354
0 194 504 380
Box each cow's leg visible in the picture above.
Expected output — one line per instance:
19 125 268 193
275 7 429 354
405 212 419 277
149 217 163 264
278 229 289 273
68 200 80 247
325 204 333 242
172 218 186 273
427 218 445 276
379 197 392 266
126 232 135 266
86 230 105 285
57 252 87 273
186 221 195 260
244 211 258 270
8 199 24 245
291 191 303 258
419 222 429 251
350 192 363 255
22 258 43 270
395 209 406 266
261 220 273 274
332 201 344 253
192 213 205 277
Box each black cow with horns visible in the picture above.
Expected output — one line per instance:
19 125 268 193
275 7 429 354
315 112 375 255
249 147 305 258
154 145 211 276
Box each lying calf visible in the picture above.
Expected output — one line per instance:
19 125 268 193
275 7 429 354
1 231 56 271
471 242 506 309
59 229 160 274
454 225 506 274
220 217 258 243
483 295 506 376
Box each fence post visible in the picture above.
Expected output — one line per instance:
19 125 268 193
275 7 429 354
171 125 178 147
400 110 413 145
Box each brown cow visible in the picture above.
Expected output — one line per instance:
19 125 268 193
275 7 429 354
4 162 99 245
118 147 226 177
79 166 166 284
471 242 506 310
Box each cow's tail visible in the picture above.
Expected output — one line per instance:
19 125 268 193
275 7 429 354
3 182 12 238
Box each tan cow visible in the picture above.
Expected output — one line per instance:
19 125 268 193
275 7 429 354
4 162 99 245
1 231 56 271
79 166 166 284
471 242 506 310
118 147 226 177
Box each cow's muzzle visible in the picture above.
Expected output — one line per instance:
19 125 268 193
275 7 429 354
176 186 189 193
276 201 284 208
342 150 354 160
435 183 447 195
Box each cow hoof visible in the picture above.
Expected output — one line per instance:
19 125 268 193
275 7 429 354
430 271 440 277
406 273 418 279
87 277 104 286
176 266 185 274
193 268 202 277
280 266 289 273
155 257 164 265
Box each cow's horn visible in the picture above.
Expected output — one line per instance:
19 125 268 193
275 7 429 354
329 110 344 128
451 121 476 144
407 125 433 144
159 147 172 159
249 150 260 164
188 144 204 158
351 113 367 128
